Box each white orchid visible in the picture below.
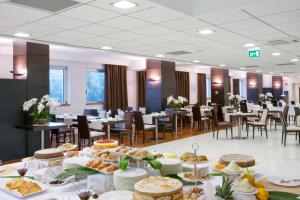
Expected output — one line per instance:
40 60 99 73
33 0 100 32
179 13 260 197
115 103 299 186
37 103 45 113
178 96 188 104
22 98 38 111
166 95 188 109
46 98 59 108
167 96 175 104
266 92 273 98
259 94 265 98
40 94 50 103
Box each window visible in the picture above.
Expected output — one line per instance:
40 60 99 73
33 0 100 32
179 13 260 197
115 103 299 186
239 79 245 97
86 70 105 103
49 66 67 104
206 77 211 99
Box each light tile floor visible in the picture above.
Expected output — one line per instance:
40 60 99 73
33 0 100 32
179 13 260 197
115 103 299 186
145 126 300 178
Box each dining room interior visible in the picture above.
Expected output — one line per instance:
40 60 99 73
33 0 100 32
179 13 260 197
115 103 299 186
0 0 300 199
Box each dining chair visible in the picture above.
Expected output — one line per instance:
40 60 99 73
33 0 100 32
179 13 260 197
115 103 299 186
110 112 133 146
270 106 288 130
192 106 209 131
133 111 156 143
50 117 76 147
246 109 269 139
294 107 300 125
98 110 106 119
158 109 174 138
279 111 300 146
211 109 233 139
110 109 118 118
77 115 105 149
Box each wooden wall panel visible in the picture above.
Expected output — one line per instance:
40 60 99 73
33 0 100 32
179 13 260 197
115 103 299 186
247 72 263 103
233 79 239 95
211 68 230 106
197 73 206 105
272 76 283 100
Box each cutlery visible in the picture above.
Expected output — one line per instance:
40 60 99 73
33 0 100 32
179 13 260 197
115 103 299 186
280 179 300 183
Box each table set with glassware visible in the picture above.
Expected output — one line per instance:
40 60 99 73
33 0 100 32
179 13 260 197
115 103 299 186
0 141 299 200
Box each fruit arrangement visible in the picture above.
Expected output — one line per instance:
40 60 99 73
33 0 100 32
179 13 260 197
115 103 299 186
241 171 269 200
215 176 234 200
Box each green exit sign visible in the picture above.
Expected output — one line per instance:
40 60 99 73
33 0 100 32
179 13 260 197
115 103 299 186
248 47 261 58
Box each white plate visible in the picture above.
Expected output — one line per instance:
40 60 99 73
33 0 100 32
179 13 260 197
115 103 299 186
0 178 49 198
99 190 133 200
268 176 300 187
177 172 211 183
222 168 244 175
235 188 258 195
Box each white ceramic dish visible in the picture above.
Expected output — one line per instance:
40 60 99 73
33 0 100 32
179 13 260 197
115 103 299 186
99 190 133 200
177 172 211 183
0 178 49 198
268 176 300 187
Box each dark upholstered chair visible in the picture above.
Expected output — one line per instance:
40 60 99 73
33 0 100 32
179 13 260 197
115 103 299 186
133 111 156 143
77 115 105 149
111 112 133 146
246 109 269 139
211 109 233 139
279 111 300 146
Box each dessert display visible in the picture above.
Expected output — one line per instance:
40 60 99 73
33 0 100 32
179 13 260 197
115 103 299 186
57 143 77 152
180 152 208 163
182 163 209 173
157 158 182 176
92 151 119 162
34 148 64 160
178 169 211 182
237 179 257 194
66 150 79 158
133 176 183 200
213 163 225 171
85 160 118 174
215 176 234 200
219 154 255 168
183 187 205 200
223 161 243 174
5 179 42 197
93 139 118 149
113 146 153 159
114 168 148 190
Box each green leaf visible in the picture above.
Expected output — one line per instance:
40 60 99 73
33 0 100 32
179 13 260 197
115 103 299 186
119 156 132 170
55 167 98 180
144 157 162 170
209 172 223 176
269 191 299 200
0 176 34 180
165 174 202 185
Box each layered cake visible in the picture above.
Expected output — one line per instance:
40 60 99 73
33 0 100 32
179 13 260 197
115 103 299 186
134 176 183 200
157 158 183 176
93 139 118 149
114 168 148 190
34 148 64 160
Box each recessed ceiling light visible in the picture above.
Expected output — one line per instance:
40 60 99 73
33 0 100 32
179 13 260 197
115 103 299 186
219 64 226 67
291 58 299 62
192 60 200 63
101 46 113 50
256 70 261 72
280 74 284 76
240 67 245 70
269 72 273 74
14 32 31 38
272 52 281 56
244 43 255 48
198 29 215 35
155 54 164 58
112 0 137 9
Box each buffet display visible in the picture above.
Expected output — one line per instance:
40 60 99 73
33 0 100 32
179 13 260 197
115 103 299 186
0 142 298 200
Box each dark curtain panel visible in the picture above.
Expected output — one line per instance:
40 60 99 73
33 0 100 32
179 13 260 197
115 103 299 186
197 73 207 105
233 79 239 95
175 71 190 100
105 64 128 110
137 71 146 108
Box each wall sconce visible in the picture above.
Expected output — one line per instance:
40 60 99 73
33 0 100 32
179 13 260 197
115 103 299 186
212 80 223 85
274 83 281 88
149 76 161 82
249 81 257 88
10 70 26 77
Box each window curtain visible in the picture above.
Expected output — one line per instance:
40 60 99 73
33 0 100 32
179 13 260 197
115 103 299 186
198 73 207 105
137 71 146 108
104 64 128 110
175 71 190 101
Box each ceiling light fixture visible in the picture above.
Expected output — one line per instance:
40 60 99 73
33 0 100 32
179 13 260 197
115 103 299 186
198 29 215 35
291 58 299 62
272 52 281 56
240 67 245 70
244 43 256 48
112 0 137 9
192 60 200 63
14 32 31 38
101 46 113 50
219 64 226 67
256 70 261 73
155 54 164 58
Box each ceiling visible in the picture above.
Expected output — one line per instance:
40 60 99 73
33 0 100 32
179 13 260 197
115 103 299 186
0 0 299 76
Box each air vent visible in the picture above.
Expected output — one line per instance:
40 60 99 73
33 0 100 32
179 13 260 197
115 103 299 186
277 63 295 66
166 51 192 55
9 0 80 12
242 65 260 68
265 38 299 46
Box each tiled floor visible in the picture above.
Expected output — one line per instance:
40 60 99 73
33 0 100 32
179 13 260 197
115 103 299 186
144 126 300 178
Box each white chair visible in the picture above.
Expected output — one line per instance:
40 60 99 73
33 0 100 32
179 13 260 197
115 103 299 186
139 107 146 114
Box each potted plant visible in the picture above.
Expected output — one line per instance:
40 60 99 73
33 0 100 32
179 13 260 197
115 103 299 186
266 92 273 101
22 94 59 125
228 93 242 110
166 96 188 110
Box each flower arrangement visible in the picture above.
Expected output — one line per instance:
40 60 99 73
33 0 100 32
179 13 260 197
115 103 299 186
259 93 273 102
167 96 188 110
228 93 242 106
23 94 59 124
